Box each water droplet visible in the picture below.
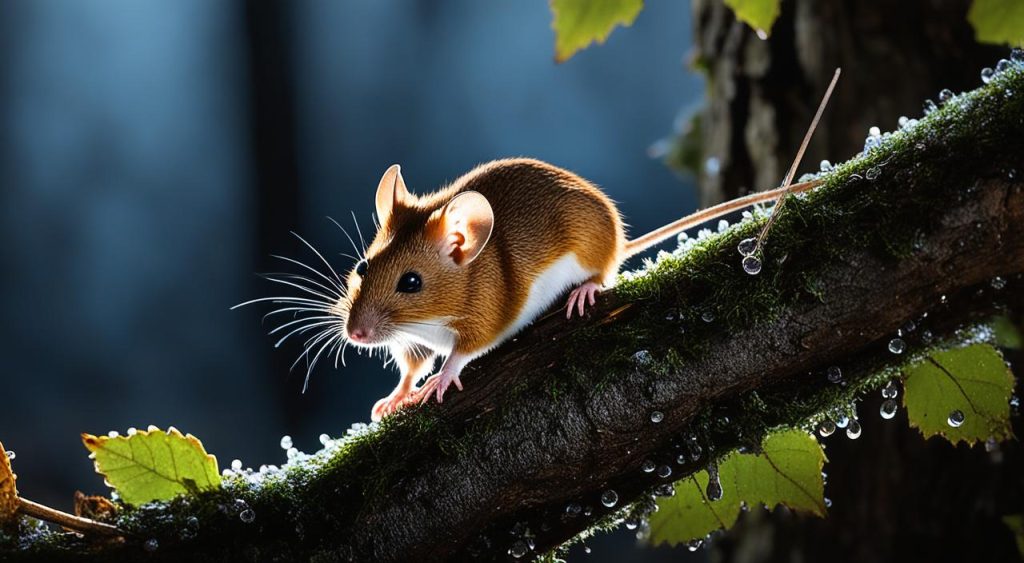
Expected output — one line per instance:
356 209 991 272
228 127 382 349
706 478 723 501
888 338 906 354
701 310 715 323
687 539 704 552
583 505 593 516
565 503 581 516
755 28 768 40
231 459 242 472
818 419 836 437
4 451 14 460
985 437 999 452
1010 395 1020 415
846 420 862 439
868 126 881 137
835 414 849 428
898 116 909 128
319 433 331 446
239 509 256 523
584 545 592 554
991 276 1006 289
996 59 1012 73
279 435 293 450
1012 48 1024 64
656 484 676 497
657 465 672 479
880 399 898 420
625 518 639 530
650 411 664 423
107 431 119 438
287 447 299 459
742 255 762 275
826 366 842 383
632 350 652 365
737 237 757 256
508 540 529 559
947 410 965 428
819 160 833 172
601 490 618 508
982 67 995 83
938 88 954 104
143 539 159 552
642 460 656 473
882 380 899 399
923 99 937 115
824 497 833 508
127 427 138 436
865 167 881 181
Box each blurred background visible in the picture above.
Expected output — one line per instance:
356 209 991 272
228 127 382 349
0 1 697 560
1 1 1018 561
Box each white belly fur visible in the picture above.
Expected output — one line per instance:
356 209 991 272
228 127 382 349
470 252 593 359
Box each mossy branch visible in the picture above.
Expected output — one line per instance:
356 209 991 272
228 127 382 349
5 69 1024 562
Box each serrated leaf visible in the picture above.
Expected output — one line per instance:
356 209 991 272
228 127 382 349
549 0 644 63
82 427 221 506
1004 514 1024 558
723 0 781 38
648 430 826 547
903 343 1014 445
0 441 18 526
968 0 1024 46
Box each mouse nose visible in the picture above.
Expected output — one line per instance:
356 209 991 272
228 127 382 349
348 327 374 343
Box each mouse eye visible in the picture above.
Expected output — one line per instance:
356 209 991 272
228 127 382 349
355 259 368 277
396 272 422 293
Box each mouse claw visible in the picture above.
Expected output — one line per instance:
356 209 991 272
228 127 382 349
565 281 601 319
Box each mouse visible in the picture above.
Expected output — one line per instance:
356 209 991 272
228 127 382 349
243 70 840 422
340 161 821 420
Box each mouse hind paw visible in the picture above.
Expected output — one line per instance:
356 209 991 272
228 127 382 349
565 281 601 319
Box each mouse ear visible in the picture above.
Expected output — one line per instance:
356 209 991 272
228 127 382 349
432 191 494 267
375 164 410 220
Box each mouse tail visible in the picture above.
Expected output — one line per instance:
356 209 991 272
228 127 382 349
622 178 823 259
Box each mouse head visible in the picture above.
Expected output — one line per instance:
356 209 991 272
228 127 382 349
336 165 494 350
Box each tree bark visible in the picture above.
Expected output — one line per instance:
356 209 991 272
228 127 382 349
4 57 1024 563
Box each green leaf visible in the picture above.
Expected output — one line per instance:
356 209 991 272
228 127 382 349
993 315 1022 349
903 343 1015 445
549 0 644 63
1004 514 1024 558
648 430 826 547
968 0 1024 46
723 0 781 38
83 426 221 506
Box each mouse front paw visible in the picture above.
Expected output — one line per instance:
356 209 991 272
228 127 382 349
414 369 463 405
371 390 415 421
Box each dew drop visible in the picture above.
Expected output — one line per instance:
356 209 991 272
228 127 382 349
888 338 906 354
4 451 14 460
742 255 762 275
882 379 899 399
127 427 138 436
650 411 664 423
706 477 723 501
642 460 656 473
835 414 849 428
737 237 757 256
982 67 995 84
868 126 881 137
143 539 159 552
898 116 909 128
1010 395 1020 415
687 539 704 552
231 459 243 472
584 545 592 554
938 88 954 104
996 59 1012 73
826 366 842 383
677 454 687 464
239 509 256 523
1012 48 1024 63
947 410 965 428
279 435 293 450
625 518 639 530
107 431 119 439
319 433 331 446
846 420 862 439
632 350 652 365
865 167 881 180
991 276 1006 290
880 399 898 420
817 419 836 437
656 484 675 497
657 465 672 479
819 160 833 173
565 503 582 516
508 540 528 559
701 310 715 323
923 99 937 115
755 28 768 40
601 490 619 508
825 497 833 508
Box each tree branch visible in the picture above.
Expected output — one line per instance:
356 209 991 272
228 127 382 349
4 69 1024 562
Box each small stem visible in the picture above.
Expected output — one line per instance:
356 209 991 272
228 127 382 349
17 497 123 537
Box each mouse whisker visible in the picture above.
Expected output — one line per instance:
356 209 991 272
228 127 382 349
261 275 338 303
268 315 338 336
326 217 365 262
231 296 331 310
303 330 343 393
290 230 346 286
350 211 368 256
271 254 347 295
264 271 344 300
261 306 334 323
275 320 342 348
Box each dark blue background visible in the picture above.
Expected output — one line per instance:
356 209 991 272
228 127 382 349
0 1 703 559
